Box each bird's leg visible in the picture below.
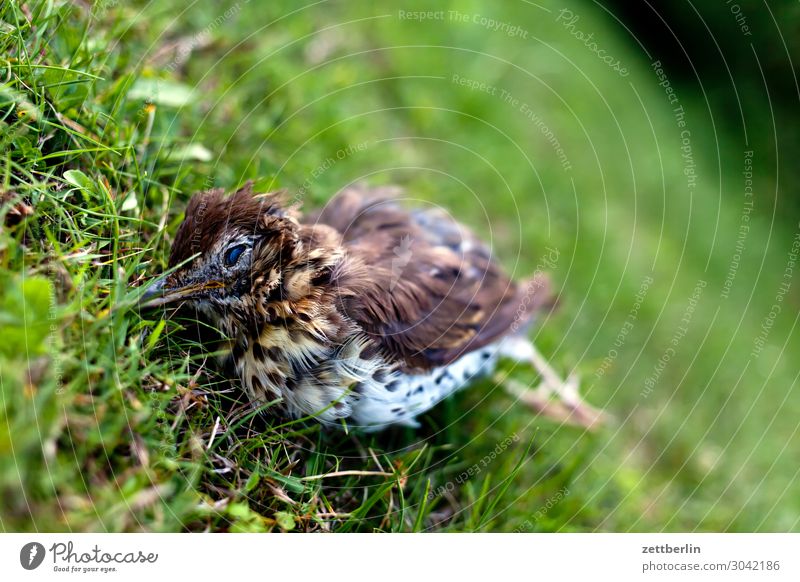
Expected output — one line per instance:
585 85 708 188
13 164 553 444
528 342 581 407
499 337 607 429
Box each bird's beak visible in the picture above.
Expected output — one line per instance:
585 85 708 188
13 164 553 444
139 276 225 309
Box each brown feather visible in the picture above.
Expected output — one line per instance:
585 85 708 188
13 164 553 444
169 182 291 268
309 184 555 372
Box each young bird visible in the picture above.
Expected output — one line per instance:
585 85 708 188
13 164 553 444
142 182 602 430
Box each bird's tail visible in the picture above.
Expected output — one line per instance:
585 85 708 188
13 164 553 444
510 271 557 335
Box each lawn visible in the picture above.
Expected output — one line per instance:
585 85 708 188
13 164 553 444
1 0 798 532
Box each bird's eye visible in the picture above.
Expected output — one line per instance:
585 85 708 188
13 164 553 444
224 244 247 267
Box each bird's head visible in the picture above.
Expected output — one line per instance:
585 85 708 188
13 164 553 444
141 182 335 328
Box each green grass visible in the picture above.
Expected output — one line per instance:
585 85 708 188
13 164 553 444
1 0 798 532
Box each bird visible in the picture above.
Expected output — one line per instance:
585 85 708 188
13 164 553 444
141 182 603 430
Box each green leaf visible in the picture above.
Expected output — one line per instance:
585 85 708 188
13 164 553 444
226 502 252 519
120 190 139 212
164 143 212 163
244 471 261 493
63 169 94 192
129 78 194 107
0 276 54 358
412 480 431 532
274 511 296 531
146 319 166 352
39 68 91 109
262 468 305 494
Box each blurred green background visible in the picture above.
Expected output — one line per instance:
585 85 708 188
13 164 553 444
1 0 798 531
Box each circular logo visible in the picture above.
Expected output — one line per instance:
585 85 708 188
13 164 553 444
20 542 46 570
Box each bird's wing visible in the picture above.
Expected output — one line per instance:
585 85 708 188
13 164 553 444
306 184 554 372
